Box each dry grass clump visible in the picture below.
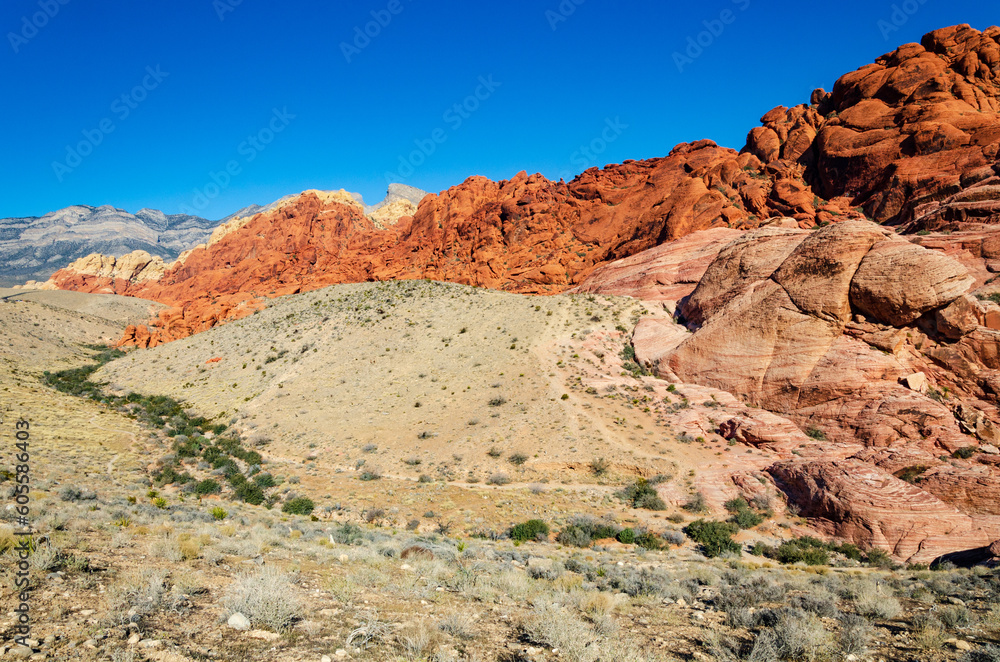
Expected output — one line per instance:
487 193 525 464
851 579 902 619
103 568 169 627
221 566 303 632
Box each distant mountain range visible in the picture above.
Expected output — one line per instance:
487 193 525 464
0 184 430 287
0 205 217 287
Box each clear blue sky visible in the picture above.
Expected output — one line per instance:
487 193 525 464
0 0 995 220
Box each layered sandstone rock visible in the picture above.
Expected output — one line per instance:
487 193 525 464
769 460 999 563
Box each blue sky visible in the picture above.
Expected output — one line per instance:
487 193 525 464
0 0 996 220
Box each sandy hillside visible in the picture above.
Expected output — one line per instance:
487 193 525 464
94 280 799 532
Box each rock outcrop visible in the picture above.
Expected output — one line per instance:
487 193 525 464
49 141 860 346
745 24 1000 231
769 460 998 563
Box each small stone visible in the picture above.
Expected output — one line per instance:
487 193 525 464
902 372 928 394
127 633 141 645
7 647 33 660
335 650 348 658
953 640 973 652
83 640 97 650
78 609 95 617
139 640 162 649
338 554 349 563
228 613 251 631
981 444 1000 455
322 656 332 662
676 597 687 607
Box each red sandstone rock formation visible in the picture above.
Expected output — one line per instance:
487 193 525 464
745 24 1000 230
50 142 856 347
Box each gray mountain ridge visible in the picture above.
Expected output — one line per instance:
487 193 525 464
1 185 430 287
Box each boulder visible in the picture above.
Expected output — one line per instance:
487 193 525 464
850 240 974 326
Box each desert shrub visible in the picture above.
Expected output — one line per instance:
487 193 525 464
730 508 765 529
853 580 902 619
486 472 511 486
253 473 277 489
805 426 827 440
631 531 662 550
195 479 221 495
681 491 708 513
438 611 476 640
211 506 227 521
359 467 382 481
330 523 366 545
103 568 168 627
616 528 636 545
791 592 839 618
837 613 873 656
234 482 265 505
221 567 302 632
954 446 977 460
775 539 829 566
684 520 740 558
863 547 895 569
508 453 529 466
59 486 96 502
770 608 833 661
590 457 610 476
282 497 315 516
617 479 667 510
938 604 975 629
521 603 596 662
961 644 1000 662
510 519 549 542
724 496 768 529
895 465 929 483
556 526 592 548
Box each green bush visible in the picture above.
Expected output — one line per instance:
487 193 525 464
617 479 667 511
253 473 277 489
235 482 265 505
730 508 765 529
684 520 740 558
775 538 830 565
634 531 664 550
616 528 636 545
195 479 221 495
282 497 315 516
953 446 976 460
510 519 549 542
211 506 227 520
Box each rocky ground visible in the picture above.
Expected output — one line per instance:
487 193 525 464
0 288 998 661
